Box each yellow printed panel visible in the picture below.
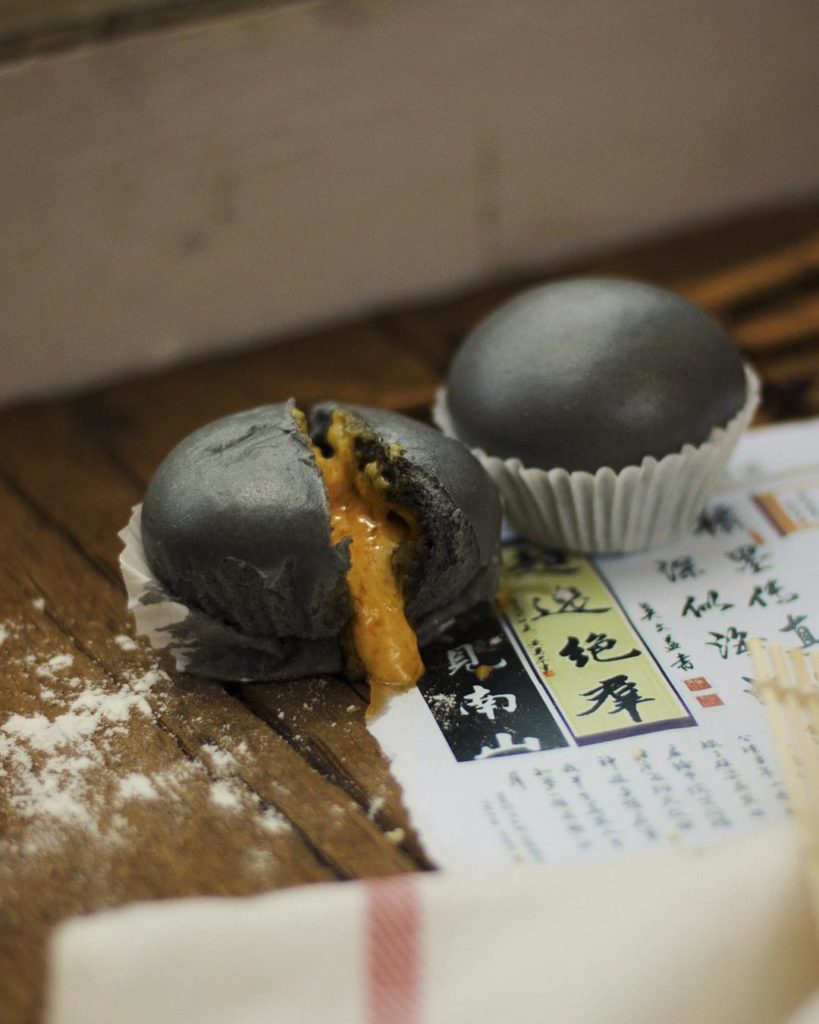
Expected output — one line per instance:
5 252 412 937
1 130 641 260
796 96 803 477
501 543 693 744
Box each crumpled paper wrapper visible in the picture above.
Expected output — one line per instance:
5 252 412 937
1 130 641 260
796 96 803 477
433 365 760 553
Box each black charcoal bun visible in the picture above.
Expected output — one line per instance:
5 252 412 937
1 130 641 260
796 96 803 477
141 400 502 680
310 402 502 644
445 277 748 473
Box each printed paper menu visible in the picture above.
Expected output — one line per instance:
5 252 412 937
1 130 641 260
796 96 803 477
369 419 819 869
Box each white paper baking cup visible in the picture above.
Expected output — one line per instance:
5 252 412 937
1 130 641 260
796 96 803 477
433 365 760 554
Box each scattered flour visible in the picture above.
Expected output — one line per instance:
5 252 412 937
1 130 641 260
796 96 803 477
367 795 386 821
258 808 290 835
35 653 74 678
32 597 46 612
1 644 291 859
114 634 138 652
209 780 242 810
2 682 151 754
244 847 275 874
118 773 159 801
0 667 166 851
202 743 237 772
426 691 459 730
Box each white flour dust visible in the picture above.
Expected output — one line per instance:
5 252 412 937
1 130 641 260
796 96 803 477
118 773 159 801
35 653 74 679
0 663 166 854
0 634 290 858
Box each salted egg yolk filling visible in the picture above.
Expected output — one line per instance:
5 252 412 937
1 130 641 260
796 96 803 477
312 411 424 703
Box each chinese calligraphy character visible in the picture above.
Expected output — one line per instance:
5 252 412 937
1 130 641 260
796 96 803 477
578 675 655 723
559 633 640 668
706 627 749 660
447 643 479 675
748 579 798 608
657 556 702 582
681 590 734 619
532 587 611 618
696 504 742 535
447 643 507 677
462 684 517 721
474 732 541 760
779 614 819 649
639 602 657 622
671 651 694 671
727 544 771 575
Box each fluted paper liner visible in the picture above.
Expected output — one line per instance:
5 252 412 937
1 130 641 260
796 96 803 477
433 365 759 553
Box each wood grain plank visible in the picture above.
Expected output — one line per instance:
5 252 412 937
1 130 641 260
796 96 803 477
0 477 422 875
238 679 431 867
0 470 424 1024
0 486 338 1024
0 0 296 61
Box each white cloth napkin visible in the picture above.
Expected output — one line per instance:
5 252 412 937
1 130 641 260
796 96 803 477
47 824 819 1024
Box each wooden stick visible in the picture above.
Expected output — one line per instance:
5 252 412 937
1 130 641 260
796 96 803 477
681 234 819 311
751 638 819 930
733 293 819 353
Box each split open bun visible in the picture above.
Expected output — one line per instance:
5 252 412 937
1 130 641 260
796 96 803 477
140 400 502 684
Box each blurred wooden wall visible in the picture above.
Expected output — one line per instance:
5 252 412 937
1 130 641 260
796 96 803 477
2 0 819 403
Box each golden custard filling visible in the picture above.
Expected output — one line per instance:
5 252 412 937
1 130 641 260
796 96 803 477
306 409 424 708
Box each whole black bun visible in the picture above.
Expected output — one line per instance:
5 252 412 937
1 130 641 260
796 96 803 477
141 400 502 681
445 277 748 473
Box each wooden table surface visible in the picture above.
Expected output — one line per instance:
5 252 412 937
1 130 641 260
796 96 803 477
3 200 819 1024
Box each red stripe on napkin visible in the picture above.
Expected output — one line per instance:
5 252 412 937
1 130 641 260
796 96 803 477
365 876 422 1024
